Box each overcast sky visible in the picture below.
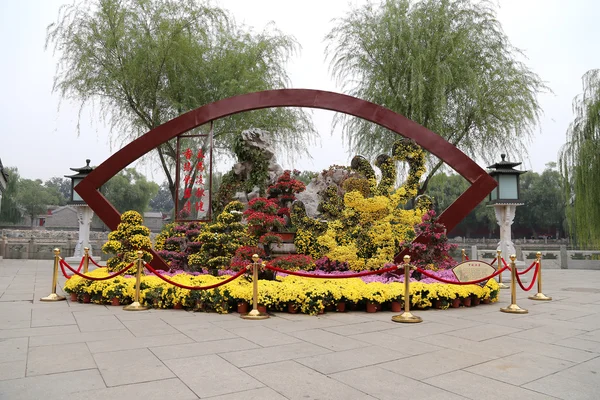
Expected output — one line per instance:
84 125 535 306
1 0 598 183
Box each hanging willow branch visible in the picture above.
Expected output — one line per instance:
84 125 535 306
560 69 600 248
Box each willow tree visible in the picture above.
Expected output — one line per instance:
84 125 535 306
326 0 546 193
46 0 314 202
560 70 600 248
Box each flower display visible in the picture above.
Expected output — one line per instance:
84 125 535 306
101 210 152 274
64 267 499 315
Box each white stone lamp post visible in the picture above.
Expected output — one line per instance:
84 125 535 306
487 154 526 286
65 159 95 262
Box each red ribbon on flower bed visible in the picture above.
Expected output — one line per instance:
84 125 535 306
143 262 248 290
88 256 106 268
515 262 539 291
59 259 134 281
414 265 510 285
59 257 85 279
516 260 537 275
263 264 399 279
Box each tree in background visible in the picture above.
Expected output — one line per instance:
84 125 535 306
44 177 71 206
149 181 174 214
17 179 62 227
513 163 565 239
326 0 546 194
560 69 600 248
425 172 495 237
102 169 159 214
46 0 315 204
0 167 22 224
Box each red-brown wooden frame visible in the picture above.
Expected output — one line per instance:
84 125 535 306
76 89 497 267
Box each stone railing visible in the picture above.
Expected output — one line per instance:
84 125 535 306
455 243 600 270
0 229 157 261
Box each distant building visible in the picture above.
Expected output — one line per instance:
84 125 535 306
0 158 8 214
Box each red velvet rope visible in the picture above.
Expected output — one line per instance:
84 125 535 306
144 262 247 290
264 264 399 279
414 266 510 285
60 259 134 281
59 257 85 279
515 262 539 291
517 260 537 275
501 258 510 268
490 257 497 266
88 256 106 268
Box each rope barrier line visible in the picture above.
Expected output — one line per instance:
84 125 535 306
143 262 248 290
263 264 399 279
490 257 496 266
515 262 539 292
88 256 106 268
516 260 537 275
414 266 510 285
60 259 135 281
59 257 85 279
501 258 510 268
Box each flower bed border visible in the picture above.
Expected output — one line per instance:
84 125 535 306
64 269 499 315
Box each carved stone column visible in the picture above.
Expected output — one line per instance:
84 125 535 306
66 205 95 261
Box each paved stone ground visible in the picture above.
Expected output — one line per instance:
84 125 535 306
1 259 599 400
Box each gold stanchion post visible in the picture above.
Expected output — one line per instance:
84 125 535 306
528 251 552 301
461 249 466 262
123 251 148 311
497 250 509 289
500 255 528 314
83 247 90 273
241 254 269 320
40 248 66 302
392 255 422 323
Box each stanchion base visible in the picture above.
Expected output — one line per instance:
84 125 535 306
40 293 66 302
391 312 423 323
528 293 552 301
241 309 269 320
498 282 510 289
123 301 148 311
500 304 528 314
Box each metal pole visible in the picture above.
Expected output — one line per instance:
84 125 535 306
241 254 269 320
392 255 422 323
84 247 90 273
461 249 466 262
500 254 528 314
123 251 148 311
529 251 552 301
497 250 509 289
40 248 66 302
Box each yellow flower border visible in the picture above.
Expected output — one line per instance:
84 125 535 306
64 269 499 315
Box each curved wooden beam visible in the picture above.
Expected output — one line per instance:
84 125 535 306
77 89 497 266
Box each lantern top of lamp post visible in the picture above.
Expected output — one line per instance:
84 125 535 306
487 154 526 175
64 159 94 179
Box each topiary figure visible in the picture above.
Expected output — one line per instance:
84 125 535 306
155 221 203 271
101 211 152 274
291 138 428 270
187 201 247 274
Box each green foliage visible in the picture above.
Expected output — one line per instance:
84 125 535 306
560 69 600 248
0 167 21 224
326 0 546 192
46 0 315 202
44 177 70 206
425 172 495 236
102 211 153 273
188 201 247 272
17 179 62 227
514 164 565 239
102 168 159 214
149 181 174 214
